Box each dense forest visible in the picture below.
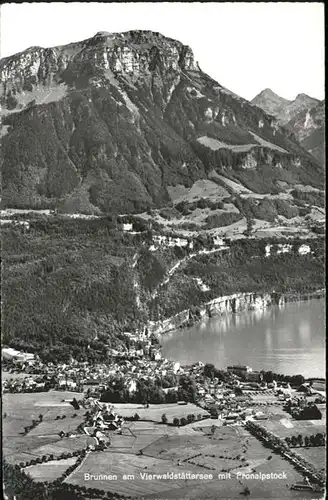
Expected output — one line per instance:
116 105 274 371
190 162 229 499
1 215 324 362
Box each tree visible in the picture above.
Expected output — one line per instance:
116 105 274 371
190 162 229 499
304 436 310 447
39 414 43 422
71 398 80 410
315 433 325 446
285 437 291 447
211 425 216 435
161 413 168 424
309 434 316 447
173 417 179 426
297 434 303 447
134 413 140 421
210 408 218 419
291 435 298 447
180 417 187 427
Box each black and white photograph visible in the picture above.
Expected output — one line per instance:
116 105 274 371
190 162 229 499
1 2 325 499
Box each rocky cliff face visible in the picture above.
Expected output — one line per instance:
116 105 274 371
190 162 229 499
147 291 285 335
286 101 325 166
0 31 323 213
0 31 199 103
252 89 324 166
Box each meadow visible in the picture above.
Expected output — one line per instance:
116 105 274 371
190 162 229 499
65 450 215 497
3 391 87 463
113 402 209 422
296 447 326 473
27 416 84 436
24 457 78 481
64 423 319 499
260 417 326 439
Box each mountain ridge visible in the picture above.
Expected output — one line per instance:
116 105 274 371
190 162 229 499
0 30 323 214
252 89 320 124
252 88 324 165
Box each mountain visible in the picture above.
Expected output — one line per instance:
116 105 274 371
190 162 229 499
1 31 325 362
0 31 323 214
286 100 325 165
251 88 292 121
252 89 320 125
252 89 324 165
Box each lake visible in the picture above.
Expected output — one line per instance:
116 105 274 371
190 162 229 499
160 298 325 378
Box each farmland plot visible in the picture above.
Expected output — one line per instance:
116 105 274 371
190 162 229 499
3 417 35 437
25 457 78 482
296 447 326 473
27 416 84 436
65 451 215 497
260 418 326 439
30 435 91 457
42 407 85 420
114 403 209 422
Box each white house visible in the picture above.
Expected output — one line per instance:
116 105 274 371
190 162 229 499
298 244 311 255
213 236 224 246
173 362 180 374
277 244 292 255
127 379 137 393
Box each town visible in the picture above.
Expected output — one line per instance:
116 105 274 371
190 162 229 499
3 340 326 499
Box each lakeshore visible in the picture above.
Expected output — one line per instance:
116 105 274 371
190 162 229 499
2 301 326 499
147 288 325 337
161 297 325 379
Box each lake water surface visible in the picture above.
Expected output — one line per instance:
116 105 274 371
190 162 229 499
161 298 325 378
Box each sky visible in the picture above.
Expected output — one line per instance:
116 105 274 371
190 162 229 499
0 2 325 101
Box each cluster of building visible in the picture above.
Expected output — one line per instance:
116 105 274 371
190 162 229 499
90 402 125 432
2 342 325 433
3 376 47 393
264 243 311 258
2 345 182 396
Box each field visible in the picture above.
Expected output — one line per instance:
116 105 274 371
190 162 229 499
65 424 319 499
3 391 83 410
3 387 324 499
65 450 216 497
27 416 84 436
108 421 174 454
25 435 93 457
3 391 87 463
111 402 210 423
24 457 78 481
167 179 229 203
260 417 326 439
296 447 326 473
